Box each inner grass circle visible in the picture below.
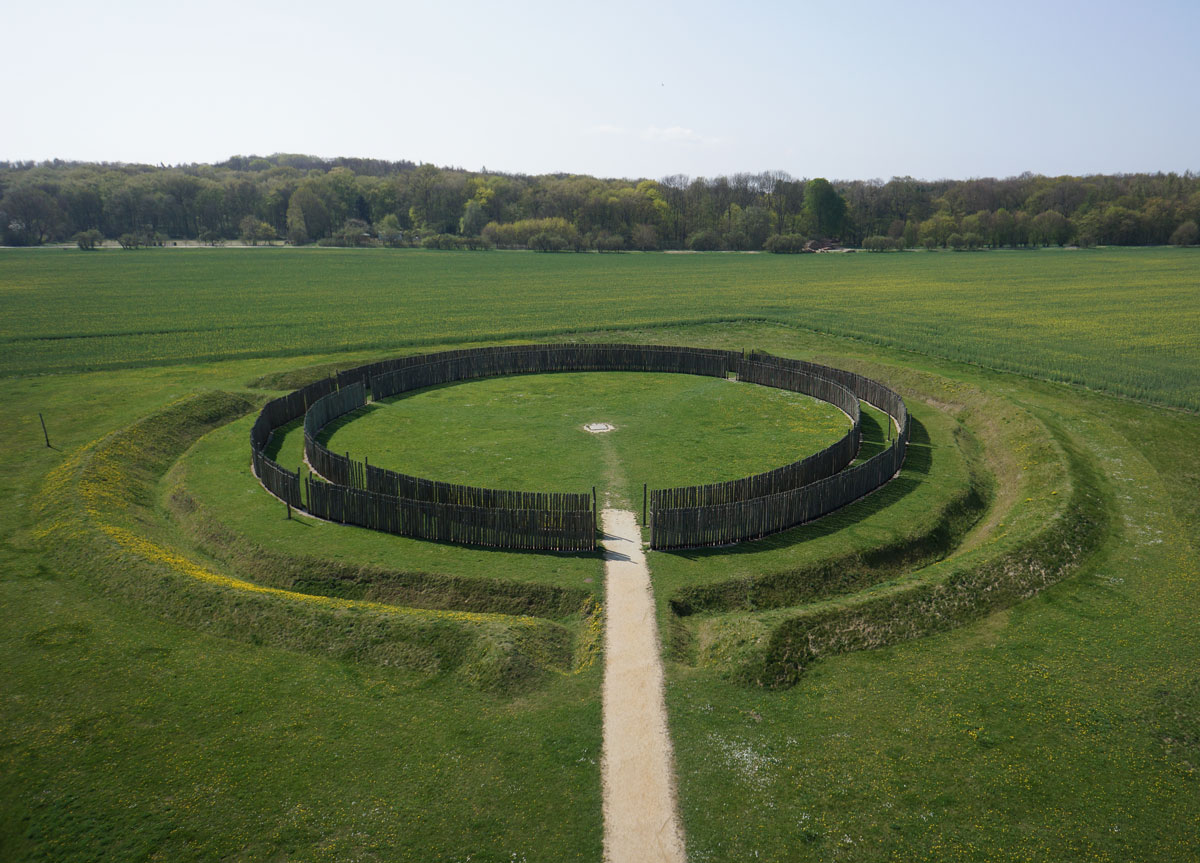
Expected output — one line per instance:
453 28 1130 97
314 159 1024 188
321 371 853 509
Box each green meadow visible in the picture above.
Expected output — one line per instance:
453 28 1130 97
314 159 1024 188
1 246 1197 408
1 247 1198 861
323 370 850 509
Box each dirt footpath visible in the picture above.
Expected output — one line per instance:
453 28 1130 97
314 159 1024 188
600 509 686 863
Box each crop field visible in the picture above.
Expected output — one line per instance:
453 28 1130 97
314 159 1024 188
1 247 1199 862
1 246 1198 409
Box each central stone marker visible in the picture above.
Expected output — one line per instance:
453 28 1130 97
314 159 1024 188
583 422 616 433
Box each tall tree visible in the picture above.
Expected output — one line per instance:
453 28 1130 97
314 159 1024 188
0 186 64 245
459 199 488 237
803 178 846 238
286 185 329 242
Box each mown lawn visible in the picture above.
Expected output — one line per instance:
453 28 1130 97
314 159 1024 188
323 370 849 510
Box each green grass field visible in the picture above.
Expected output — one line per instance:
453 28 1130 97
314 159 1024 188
1 247 1198 861
1 246 1197 408
323 370 850 509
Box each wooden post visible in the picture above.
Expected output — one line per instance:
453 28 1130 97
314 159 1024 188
39 413 50 447
592 486 597 533
286 499 292 519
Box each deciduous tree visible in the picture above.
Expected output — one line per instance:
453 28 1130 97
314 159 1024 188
74 229 104 250
1169 220 1198 246
802 178 846 238
1 186 64 245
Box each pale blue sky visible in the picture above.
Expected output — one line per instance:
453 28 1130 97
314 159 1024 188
7 0 1198 180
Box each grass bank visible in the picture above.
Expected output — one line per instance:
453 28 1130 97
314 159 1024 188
2 306 1197 859
34 391 579 692
649 325 1200 862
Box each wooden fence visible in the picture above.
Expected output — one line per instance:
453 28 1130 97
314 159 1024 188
741 351 909 427
369 343 734 401
650 365 862 510
251 447 302 508
337 342 738 394
249 376 338 507
649 351 910 549
365 462 591 511
649 433 908 548
303 382 368 487
303 386 592 510
304 477 596 552
248 343 909 554
302 372 594 551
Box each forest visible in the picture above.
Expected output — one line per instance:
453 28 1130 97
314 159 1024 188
2 154 1198 251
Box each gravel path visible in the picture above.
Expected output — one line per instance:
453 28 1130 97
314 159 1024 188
600 508 686 863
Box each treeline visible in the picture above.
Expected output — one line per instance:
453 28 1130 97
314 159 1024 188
2 155 1198 251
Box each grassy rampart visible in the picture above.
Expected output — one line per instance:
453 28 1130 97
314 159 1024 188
746 413 1103 685
34 391 578 691
168 484 592 617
